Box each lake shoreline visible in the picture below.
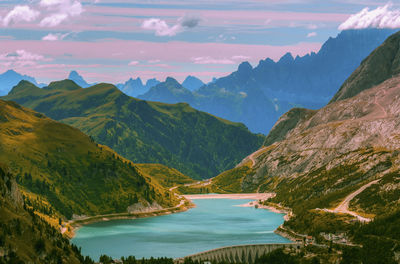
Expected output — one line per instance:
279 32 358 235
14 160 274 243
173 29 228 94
183 193 275 200
67 193 292 243
66 202 195 239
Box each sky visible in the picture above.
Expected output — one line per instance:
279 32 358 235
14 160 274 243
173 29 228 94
0 0 399 84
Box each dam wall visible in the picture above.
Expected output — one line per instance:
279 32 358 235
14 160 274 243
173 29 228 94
181 243 301 263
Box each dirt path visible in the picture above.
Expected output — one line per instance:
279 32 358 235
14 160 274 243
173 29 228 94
373 89 388 119
248 147 268 167
323 179 380 222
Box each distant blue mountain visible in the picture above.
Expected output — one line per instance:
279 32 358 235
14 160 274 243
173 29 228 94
68 71 92 88
117 77 160 97
0 70 39 96
138 77 194 103
140 29 398 134
181 75 205 91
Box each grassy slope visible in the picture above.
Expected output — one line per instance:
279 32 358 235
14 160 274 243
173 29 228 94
136 163 195 188
0 99 176 219
0 165 87 264
3 80 264 179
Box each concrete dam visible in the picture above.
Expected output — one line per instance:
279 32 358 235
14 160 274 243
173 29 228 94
181 243 301 263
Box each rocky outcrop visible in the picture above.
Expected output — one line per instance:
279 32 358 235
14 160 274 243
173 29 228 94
235 31 400 216
263 108 316 147
127 201 163 213
330 30 400 103
247 74 400 213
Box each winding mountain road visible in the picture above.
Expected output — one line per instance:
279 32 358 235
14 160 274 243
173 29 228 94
248 147 268 167
323 179 380 222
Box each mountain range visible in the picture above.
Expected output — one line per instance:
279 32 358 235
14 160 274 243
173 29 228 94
2 80 263 179
181 75 205 91
208 30 400 254
139 29 398 134
116 75 205 97
0 70 41 96
68 71 93 88
0 99 179 219
116 77 161 97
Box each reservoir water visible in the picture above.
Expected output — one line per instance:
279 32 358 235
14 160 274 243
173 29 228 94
71 198 290 260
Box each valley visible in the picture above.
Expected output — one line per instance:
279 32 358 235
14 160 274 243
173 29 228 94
71 196 289 260
0 1 400 263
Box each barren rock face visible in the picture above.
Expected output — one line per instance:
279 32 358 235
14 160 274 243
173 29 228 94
238 32 400 214
255 75 400 180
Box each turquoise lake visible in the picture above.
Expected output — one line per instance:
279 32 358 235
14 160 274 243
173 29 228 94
71 198 290 260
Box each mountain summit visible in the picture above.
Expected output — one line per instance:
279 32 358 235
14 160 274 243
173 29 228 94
2 80 263 179
181 75 205 91
0 70 38 96
68 70 91 88
117 77 161 97
217 30 400 228
330 30 400 103
140 29 398 134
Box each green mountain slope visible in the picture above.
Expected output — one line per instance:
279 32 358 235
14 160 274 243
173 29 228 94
3 81 264 179
211 31 400 247
0 164 91 264
136 163 195 188
0 99 176 219
330 30 400 103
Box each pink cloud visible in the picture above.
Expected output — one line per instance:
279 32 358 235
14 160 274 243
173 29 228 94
0 39 321 62
128 60 140 66
2 5 40 27
142 18 182 36
88 6 348 24
0 39 322 83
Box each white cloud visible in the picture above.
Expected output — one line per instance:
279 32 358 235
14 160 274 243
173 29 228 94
339 3 400 30
141 18 182 36
191 56 235 65
128 60 139 66
148 59 161 63
40 0 83 27
2 5 40 27
40 13 68 27
42 32 69 41
231 55 251 61
40 0 65 6
142 15 201 37
0 50 51 68
307 32 317 37
307 24 318 30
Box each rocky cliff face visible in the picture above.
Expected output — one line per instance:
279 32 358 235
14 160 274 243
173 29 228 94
234 31 400 217
139 29 397 134
331 30 400 103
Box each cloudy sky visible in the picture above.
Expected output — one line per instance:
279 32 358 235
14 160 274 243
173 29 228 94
0 0 399 84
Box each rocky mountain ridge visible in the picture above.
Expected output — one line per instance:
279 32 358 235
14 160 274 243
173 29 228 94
140 29 397 133
216 30 400 221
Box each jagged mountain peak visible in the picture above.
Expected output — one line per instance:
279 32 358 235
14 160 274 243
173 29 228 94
278 52 294 63
165 76 180 84
0 69 38 96
67 70 91 88
330 30 400 103
238 61 253 72
182 75 205 91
